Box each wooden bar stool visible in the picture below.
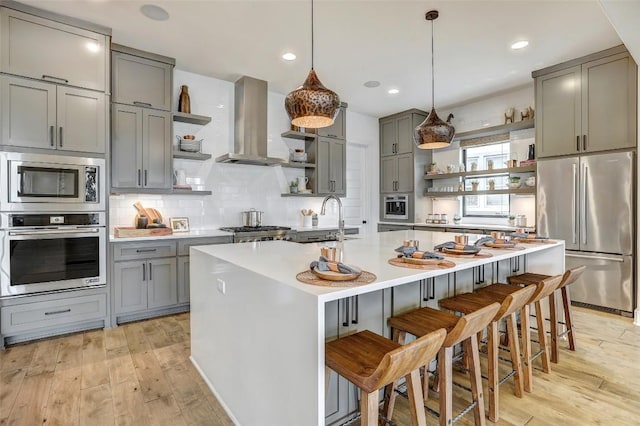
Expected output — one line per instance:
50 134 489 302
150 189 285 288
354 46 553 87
385 302 501 426
326 328 446 426
476 275 563 393
438 285 536 422
508 266 586 363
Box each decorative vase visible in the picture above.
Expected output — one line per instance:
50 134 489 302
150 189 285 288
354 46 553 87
178 85 191 113
489 182 495 190
471 182 479 191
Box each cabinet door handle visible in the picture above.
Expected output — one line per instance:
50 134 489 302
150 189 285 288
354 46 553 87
576 135 580 151
582 134 587 151
59 127 63 147
351 295 359 324
144 170 148 186
50 126 55 147
133 101 152 107
137 169 141 187
42 74 68 84
142 263 146 281
136 248 157 253
148 263 152 281
342 298 349 327
44 308 71 316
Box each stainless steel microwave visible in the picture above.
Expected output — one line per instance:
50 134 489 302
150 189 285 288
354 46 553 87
0 152 105 212
383 194 409 220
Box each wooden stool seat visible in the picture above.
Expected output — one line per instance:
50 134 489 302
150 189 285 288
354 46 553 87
386 303 501 426
438 284 537 422
508 266 586 363
326 328 446 426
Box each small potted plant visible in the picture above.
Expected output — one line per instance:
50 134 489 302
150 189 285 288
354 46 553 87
428 162 438 174
488 179 496 190
508 176 521 189
471 162 478 171
289 180 298 193
508 214 516 226
453 213 461 224
470 180 479 191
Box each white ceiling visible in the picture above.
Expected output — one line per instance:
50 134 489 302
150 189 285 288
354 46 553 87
23 0 623 118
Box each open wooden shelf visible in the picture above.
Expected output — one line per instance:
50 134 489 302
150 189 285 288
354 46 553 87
281 130 317 141
425 187 536 197
173 112 212 125
424 165 536 180
173 151 212 161
281 162 316 169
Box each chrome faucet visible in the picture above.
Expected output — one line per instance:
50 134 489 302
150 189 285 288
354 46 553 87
320 194 344 244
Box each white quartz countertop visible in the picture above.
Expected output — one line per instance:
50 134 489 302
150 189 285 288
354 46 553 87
193 230 562 302
291 225 360 232
110 229 233 243
379 221 536 232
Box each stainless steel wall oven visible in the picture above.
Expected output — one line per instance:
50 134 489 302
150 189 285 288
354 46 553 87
0 212 106 297
383 194 409 220
0 152 105 212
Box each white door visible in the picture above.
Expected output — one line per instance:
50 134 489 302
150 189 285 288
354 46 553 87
344 143 369 234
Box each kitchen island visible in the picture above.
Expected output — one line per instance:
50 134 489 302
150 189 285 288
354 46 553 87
189 230 564 425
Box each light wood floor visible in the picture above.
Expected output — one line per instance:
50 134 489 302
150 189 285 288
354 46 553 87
1 307 639 425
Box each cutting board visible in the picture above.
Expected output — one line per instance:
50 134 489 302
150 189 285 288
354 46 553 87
114 227 173 238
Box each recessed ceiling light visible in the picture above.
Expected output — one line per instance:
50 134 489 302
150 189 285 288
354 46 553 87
282 52 296 61
140 4 169 21
388 88 399 95
511 40 529 50
364 80 380 88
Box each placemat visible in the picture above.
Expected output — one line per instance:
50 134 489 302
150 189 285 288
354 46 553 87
441 252 493 259
388 258 456 270
296 270 377 287
513 238 557 244
483 245 525 251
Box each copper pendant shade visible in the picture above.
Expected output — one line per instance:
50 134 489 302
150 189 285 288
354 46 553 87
285 0 340 129
285 69 340 128
414 10 455 149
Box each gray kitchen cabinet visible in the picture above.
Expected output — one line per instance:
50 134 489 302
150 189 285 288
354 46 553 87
0 8 109 92
111 104 172 191
0 75 106 153
177 256 190 305
316 137 346 195
112 48 173 111
380 113 414 156
317 105 346 140
113 261 147 314
534 46 637 158
380 153 413 193
113 258 176 314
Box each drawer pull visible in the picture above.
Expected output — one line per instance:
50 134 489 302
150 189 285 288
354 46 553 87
136 248 157 253
42 74 69 83
45 308 71 316
133 101 152 107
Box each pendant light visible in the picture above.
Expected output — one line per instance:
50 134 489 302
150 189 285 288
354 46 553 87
414 10 455 149
285 0 340 129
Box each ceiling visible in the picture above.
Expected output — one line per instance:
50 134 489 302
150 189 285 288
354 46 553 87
22 0 623 118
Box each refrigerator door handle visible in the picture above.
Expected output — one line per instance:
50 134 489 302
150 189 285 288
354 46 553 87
571 163 577 244
566 253 624 263
581 164 587 245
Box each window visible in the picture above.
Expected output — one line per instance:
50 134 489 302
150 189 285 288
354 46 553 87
463 142 510 217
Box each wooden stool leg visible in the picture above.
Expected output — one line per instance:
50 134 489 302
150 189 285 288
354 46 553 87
535 301 551 373
383 329 406 421
464 336 486 426
562 286 576 351
506 313 524 398
361 389 379 426
520 304 532 393
406 369 427 426
487 321 499 422
438 346 453 426
549 289 559 363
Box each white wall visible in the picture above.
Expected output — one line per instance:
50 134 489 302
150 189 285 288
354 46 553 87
109 69 379 234
415 85 536 226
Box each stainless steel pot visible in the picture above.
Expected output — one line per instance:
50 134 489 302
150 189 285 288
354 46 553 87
241 208 263 227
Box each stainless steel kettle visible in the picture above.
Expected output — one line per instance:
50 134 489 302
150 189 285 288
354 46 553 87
241 208 263 227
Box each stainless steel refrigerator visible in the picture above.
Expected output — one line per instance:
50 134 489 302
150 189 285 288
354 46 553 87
537 150 634 314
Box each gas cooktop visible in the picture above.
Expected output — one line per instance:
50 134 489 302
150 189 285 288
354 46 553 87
220 226 291 233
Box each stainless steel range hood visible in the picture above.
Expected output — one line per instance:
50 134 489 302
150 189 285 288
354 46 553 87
216 76 285 166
